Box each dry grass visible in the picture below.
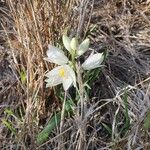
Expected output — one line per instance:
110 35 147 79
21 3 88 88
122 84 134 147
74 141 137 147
0 0 150 149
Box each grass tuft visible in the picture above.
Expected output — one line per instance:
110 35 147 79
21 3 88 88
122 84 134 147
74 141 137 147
0 0 150 149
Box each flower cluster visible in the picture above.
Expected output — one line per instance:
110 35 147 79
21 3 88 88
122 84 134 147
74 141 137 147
44 35 104 91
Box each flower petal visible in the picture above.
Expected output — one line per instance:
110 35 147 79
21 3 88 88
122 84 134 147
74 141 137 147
62 77 73 91
45 66 63 77
62 35 71 52
45 45 69 65
77 38 90 56
65 65 76 87
45 76 62 87
45 65 76 91
82 53 104 70
70 37 78 51
45 66 64 87
61 65 76 90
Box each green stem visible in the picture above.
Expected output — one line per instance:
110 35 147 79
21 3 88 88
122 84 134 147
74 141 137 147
71 49 76 69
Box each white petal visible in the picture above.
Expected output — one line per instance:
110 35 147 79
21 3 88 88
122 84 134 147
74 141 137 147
45 76 62 87
45 66 64 87
82 53 104 70
45 66 63 77
65 65 76 87
62 35 71 52
77 38 90 56
70 37 78 51
45 45 69 65
62 65 76 90
62 77 73 91
45 65 76 90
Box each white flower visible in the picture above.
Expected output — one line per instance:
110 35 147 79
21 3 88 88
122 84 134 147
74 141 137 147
45 65 76 91
62 35 89 57
70 37 78 51
82 53 104 70
44 44 76 90
62 35 71 52
77 38 90 56
44 45 69 65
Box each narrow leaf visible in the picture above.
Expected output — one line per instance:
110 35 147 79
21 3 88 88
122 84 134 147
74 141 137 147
143 109 150 130
36 112 61 145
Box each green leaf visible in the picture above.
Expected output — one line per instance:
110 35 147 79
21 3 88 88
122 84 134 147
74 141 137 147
119 89 130 136
4 109 14 116
86 69 100 84
143 109 150 130
2 119 16 134
20 70 26 84
65 100 74 113
4 108 18 120
36 112 61 145
101 122 112 135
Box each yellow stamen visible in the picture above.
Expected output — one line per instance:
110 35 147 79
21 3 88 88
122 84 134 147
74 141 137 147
58 68 65 77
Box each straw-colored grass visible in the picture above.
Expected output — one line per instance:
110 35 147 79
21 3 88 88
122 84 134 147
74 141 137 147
0 0 150 149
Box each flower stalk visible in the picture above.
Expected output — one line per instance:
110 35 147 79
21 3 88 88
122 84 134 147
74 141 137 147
76 63 85 120
38 33 105 145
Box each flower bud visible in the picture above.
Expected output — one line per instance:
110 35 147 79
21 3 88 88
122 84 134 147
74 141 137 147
77 38 90 56
70 37 78 51
82 53 104 70
62 35 71 52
